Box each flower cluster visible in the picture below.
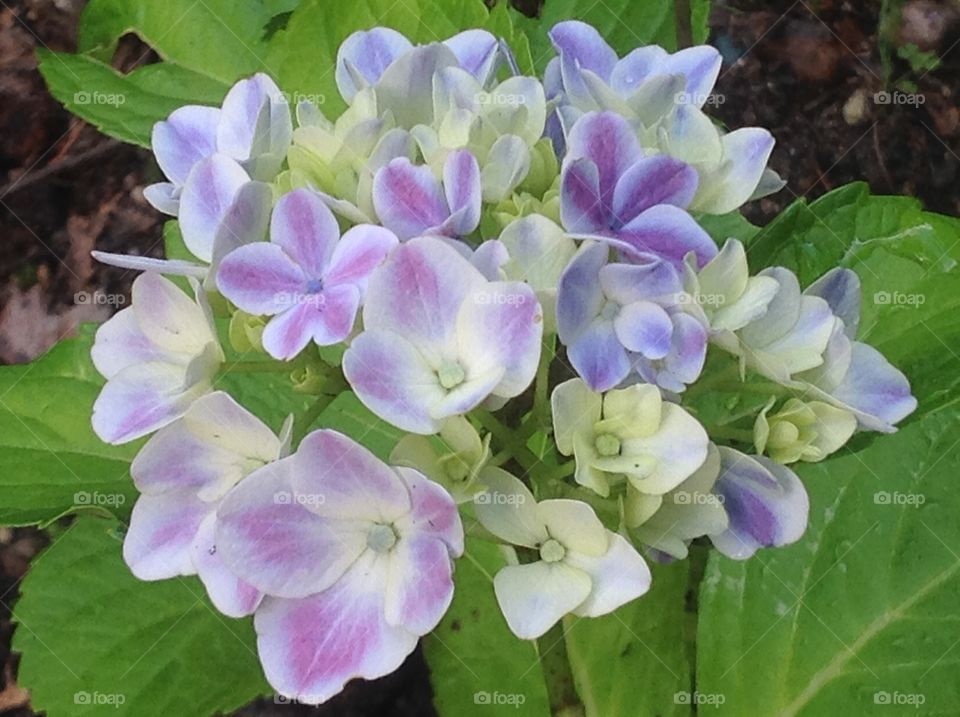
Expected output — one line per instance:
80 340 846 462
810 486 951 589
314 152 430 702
89 20 915 705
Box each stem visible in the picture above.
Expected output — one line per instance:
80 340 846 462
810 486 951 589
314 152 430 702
291 394 336 444
707 426 755 444
474 410 541 473
533 334 556 430
515 547 585 717
538 618 586 717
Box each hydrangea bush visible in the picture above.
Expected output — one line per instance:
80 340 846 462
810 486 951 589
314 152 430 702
8 2 960 716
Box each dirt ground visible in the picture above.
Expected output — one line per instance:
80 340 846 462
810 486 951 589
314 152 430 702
0 0 957 715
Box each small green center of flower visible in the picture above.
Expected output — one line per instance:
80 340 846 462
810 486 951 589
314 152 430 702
366 523 398 553
539 539 566 563
441 453 471 482
770 421 800 446
438 360 466 389
594 433 622 457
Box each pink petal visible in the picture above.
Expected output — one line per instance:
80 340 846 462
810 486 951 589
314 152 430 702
260 284 360 360
152 105 220 186
336 28 413 102
372 158 449 240
565 111 642 209
441 149 481 237
192 513 264 618
271 188 340 277
215 458 369 599
611 155 699 225
560 158 607 233
216 242 307 316
292 430 411 523
91 308 180 380
254 551 417 705
179 154 250 262
123 492 212 580
323 225 398 288
384 533 454 634
394 467 463 555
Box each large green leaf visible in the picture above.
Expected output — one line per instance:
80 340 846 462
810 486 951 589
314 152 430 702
37 51 229 148
512 0 711 72
425 538 551 716
13 517 269 716
566 561 694 717
696 402 960 716
77 0 274 84
315 391 405 461
0 334 138 526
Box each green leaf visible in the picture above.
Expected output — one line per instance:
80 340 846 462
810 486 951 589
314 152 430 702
265 0 530 118
37 50 228 147
315 391 404 461
511 0 711 72
696 402 960 716
78 0 274 84
566 561 694 717
424 538 551 716
0 333 138 527
13 517 270 716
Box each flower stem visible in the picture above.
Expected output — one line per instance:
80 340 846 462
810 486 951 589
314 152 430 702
533 334 556 430
538 618 586 717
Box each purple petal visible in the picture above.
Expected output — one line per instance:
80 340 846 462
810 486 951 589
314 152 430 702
614 301 673 359
361 237 484 362
710 448 808 560
216 458 368 598
804 267 861 339
92 364 208 444
384 533 454 634
444 29 499 84
323 225 398 288
609 46 667 95
152 105 220 186
210 181 273 270
123 492 211 580
560 158 608 233
598 257 681 305
373 158 449 240
662 312 709 384
254 553 417 705
91 308 179 379
565 112 642 209
343 329 447 434
217 73 291 162
441 149 481 237
216 242 307 316
336 28 413 102
292 430 411 523
458 282 544 397
665 46 723 102
568 319 630 392
611 155 699 226
260 285 360 359
179 154 250 262
548 21 618 80
832 341 917 431
616 204 718 268
144 182 181 215
192 514 264 618
557 241 607 345
271 188 340 277
394 467 463 555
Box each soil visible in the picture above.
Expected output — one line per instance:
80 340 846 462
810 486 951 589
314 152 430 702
0 0 957 715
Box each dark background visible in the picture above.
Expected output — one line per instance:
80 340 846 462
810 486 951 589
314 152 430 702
0 0 957 714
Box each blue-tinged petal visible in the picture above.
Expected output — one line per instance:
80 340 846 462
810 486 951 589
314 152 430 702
179 154 250 262
663 45 722 103
444 29 499 84
560 158 607 232
441 149 482 236
616 204 717 268
599 257 681 305
611 155 699 227
373 158 449 240
614 301 673 359
152 105 220 186
217 74 292 171
375 44 459 127
568 319 631 392
336 28 413 102
710 448 809 560
565 111 642 209
143 182 181 215
271 188 340 277
557 241 608 344
548 21 618 80
804 267 861 339
693 128 775 214
831 341 917 432
609 46 667 95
